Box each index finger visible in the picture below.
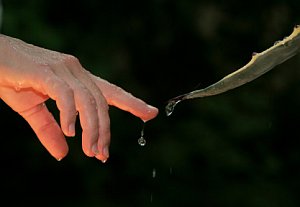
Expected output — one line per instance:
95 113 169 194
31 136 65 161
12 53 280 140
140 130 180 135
91 76 159 122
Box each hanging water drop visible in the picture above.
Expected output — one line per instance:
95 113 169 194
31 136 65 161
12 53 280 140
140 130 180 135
138 122 146 146
165 99 181 116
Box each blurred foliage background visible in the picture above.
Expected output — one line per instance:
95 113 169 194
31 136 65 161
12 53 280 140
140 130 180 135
1 0 300 206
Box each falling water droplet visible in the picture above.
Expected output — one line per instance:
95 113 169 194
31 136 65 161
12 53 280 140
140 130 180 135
138 122 146 146
152 168 156 178
165 99 181 116
138 136 146 146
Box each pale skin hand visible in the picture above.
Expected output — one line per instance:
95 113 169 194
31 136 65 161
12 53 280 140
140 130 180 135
0 34 159 162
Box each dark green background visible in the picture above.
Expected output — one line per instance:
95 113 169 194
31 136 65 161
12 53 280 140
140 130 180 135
1 0 300 206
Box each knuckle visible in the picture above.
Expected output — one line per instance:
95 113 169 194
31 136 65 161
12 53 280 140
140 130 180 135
88 94 97 108
63 54 81 66
19 103 46 118
36 120 57 135
61 84 73 97
75 84 96 107
47 76 73 96
100 100 109 111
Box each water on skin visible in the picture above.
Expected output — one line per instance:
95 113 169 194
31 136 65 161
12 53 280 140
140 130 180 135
14 82 22 91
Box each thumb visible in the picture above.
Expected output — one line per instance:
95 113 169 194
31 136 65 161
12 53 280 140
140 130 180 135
19 103 69 160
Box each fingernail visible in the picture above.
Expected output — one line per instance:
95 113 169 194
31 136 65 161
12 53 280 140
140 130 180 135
103 146 109 158
92 144 99 155
68 123 75 137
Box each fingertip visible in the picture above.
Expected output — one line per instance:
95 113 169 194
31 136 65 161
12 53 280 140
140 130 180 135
55 151 68 161
141 105 159 122
47 138 69 161
40 125 70 160
60 107 77 137
82 146 96 157
94 141 110 163
92 143 99 155
68 123 76 137
93 144 110 163
95 150 109 163
102 146 110 159
62 122 76 137
47 134 69 161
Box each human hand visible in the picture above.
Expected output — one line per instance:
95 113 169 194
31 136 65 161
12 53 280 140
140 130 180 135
0 34 158 162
